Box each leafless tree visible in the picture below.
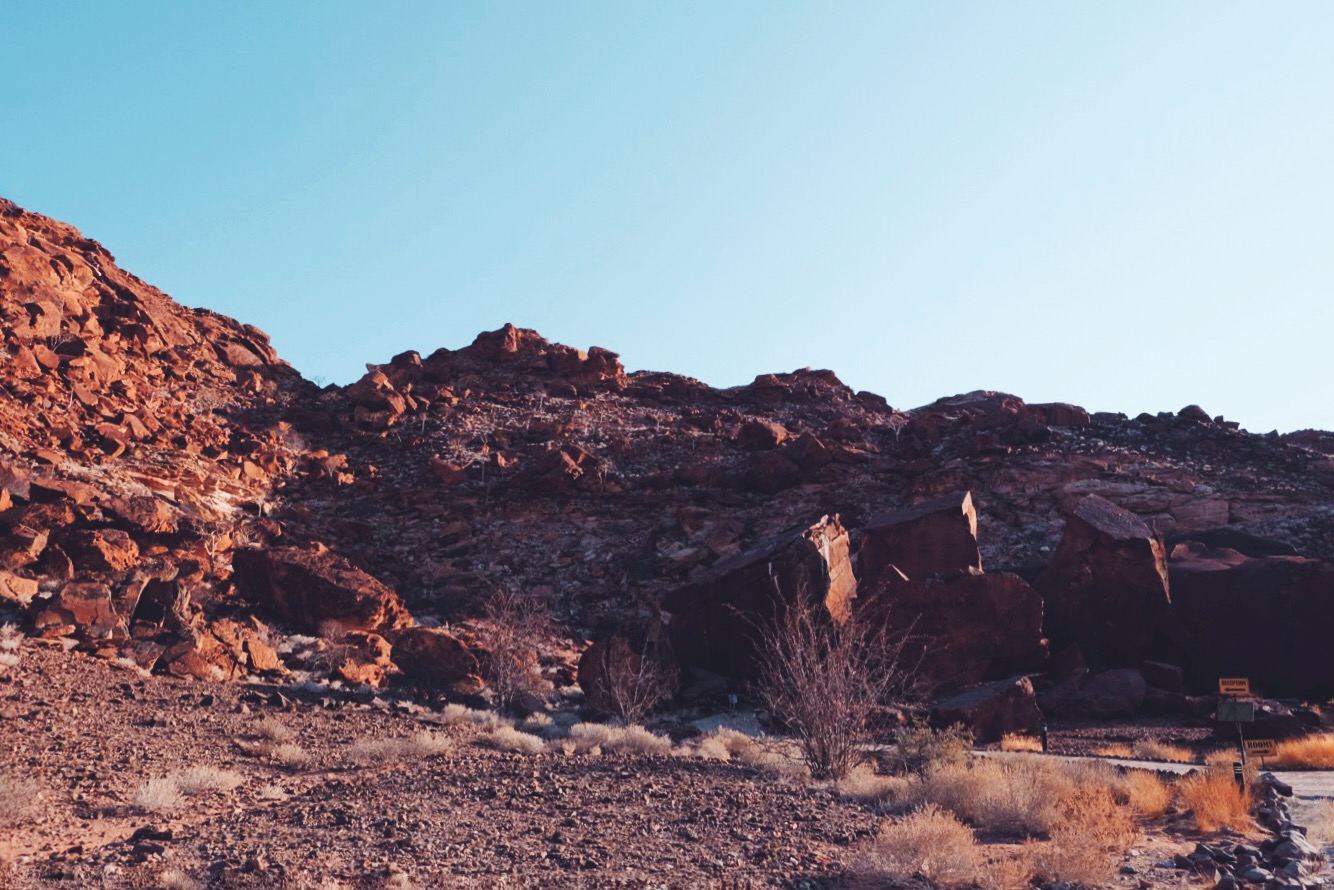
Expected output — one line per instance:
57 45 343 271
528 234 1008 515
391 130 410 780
751 589 915 779
477 586 553 715
586 628 678 725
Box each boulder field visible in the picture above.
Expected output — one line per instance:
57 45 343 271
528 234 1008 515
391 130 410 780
2 195 1333 733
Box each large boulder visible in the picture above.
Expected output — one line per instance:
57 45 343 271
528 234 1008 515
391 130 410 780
1158 542 1334 698
1035 495 1171 666
232 546 413 635
578 621 681 718
860 571 1046 694
856 492 983 587
1039 668 1147 719
388 626 482 692
664 515 855 679
930 676 1043 744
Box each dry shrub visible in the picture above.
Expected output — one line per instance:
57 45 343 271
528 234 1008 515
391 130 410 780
911 758 1073 836
0 774 41 826
1177 765 1253 831
1000 733 1042 752
1113 769 1172 818
253 717 296 743
483 726 545 755
268 743 312 770
476 586 553 714
887 718 973 777
693 735 733 761
1093 743 1133 758
1029 784 1138 887
1131 738 1194 763
856 804 981 886
1271 733 1334 768
566 722 615 754
836 763 911 809
133 777 185 814
346 731 453 766
173 766 243 795
561 722 671 756
1307 800 1334 849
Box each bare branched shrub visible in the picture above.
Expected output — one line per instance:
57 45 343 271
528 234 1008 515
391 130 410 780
856 804 981 886
887 718 972 777
476 587 553 714
584 627 677 725
483 726 545 755
751 592 913 779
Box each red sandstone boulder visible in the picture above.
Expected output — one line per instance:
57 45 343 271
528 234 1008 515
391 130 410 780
388 626 482 692
0 571 38 606
736 419 790 451
232 546 413 635
65 529 139 573
1035 495 1171 667
857 492 983 585
860 571 1047 694
664 516 856 679
32 580 119 638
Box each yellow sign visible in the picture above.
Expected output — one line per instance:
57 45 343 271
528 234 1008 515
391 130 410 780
1218 677 1251 696
1244 739 1277 758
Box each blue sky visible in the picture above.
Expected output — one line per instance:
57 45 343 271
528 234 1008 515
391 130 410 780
5 2 1333 432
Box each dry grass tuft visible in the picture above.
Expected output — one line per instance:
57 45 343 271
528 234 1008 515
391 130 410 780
1112 769 1172 818
253 717 296 743
1000 733 1042 752
346 731 453 766
1177 765 1253 831
158 868 205 890
0 774 41 826
268 743 313 770
483 726 546 755
1093 742 1133 758
909 758 1074 836
835 763 911 809
1270 733 1334 768
857 804 981 886
562 723 670 756
173 766 244 795
133 777 185 814
1131 738 1195 763
439 704 502 730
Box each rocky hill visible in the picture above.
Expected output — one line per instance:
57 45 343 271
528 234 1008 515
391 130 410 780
3 196 1334 722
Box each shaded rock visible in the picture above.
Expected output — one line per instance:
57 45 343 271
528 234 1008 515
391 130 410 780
578 621 681 719
664 515 855 679
860 570 1046 694
857 491 983 585
1036 495 1171 666
1161 543 1334 698
1040 668 1146 719
930 676 1043 744
388 626 482 692
331 632 394 689
232 546 413 635
736 419 789 451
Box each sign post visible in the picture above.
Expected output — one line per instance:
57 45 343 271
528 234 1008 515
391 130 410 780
1217 677 1255 765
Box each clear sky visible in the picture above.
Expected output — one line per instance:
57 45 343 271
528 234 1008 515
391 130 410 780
5 3 1333 432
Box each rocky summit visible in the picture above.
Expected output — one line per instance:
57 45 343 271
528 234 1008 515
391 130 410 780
3 194 1334 723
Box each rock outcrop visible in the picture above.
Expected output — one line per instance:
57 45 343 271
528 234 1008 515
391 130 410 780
1036 495 1171 667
